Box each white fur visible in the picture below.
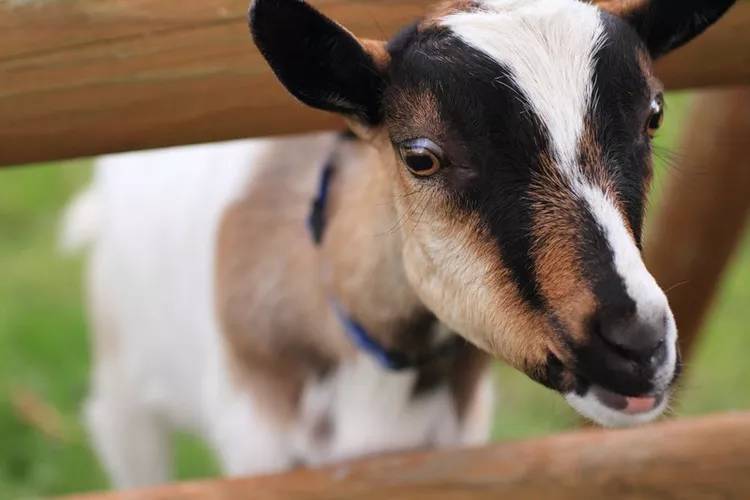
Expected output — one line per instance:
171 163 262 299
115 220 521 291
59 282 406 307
443 0 677 427
295 356 474 465
443 0 606 166
68 136 493 488
460 371 496 445
60 185 100 254
80 139 267 486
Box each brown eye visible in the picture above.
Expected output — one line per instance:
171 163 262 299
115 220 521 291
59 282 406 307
647 94 664 137
398 138 442 177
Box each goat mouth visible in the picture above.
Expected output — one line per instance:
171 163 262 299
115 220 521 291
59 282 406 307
589 384 665 415
563 379 671 427
543 352 674 425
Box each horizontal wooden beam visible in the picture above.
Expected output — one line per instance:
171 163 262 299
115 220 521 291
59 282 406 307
2 1 749 167
0 0 428 167
67 411 750 499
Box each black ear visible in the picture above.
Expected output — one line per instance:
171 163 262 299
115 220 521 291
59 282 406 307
250 0 386 124
608 0 737 59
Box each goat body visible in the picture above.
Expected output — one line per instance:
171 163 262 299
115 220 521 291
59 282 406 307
70 134 492 487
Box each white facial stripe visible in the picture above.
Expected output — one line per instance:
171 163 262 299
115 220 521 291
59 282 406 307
574 180 677 392
442 0 606 166
576 182 665 315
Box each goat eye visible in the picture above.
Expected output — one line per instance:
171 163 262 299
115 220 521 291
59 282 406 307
398 138 442 177
647 94 665 137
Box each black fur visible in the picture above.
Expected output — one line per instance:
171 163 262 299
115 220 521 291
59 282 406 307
616 0 737 58
250 0 384 123
531 351 569 392
593 14 655 246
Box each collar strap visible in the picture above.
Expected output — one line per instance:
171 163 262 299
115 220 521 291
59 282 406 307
307 134 461 371
307 160 335 245
331 300 462 371
307 130 358 245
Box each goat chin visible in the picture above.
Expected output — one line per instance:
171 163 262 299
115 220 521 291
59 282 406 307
565 390 670 428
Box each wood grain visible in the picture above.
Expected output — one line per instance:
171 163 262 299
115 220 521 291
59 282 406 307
1 1 749 166
0 0 430 166
65 411 750 499
646 87 750 361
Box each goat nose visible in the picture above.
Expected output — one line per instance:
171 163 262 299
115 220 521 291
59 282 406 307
596 306 668 363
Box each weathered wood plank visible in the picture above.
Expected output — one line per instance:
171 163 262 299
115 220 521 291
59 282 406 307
0 0 430 166
1 1 748 167
646 87 750 361
66 411 750 499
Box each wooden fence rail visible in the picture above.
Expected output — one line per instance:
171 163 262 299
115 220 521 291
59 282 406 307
1 0 749 167
67 411 750 499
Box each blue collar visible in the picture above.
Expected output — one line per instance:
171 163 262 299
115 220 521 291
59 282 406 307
307 134 461 371
331 300 413 370
306 158 335 245
331 300 463 370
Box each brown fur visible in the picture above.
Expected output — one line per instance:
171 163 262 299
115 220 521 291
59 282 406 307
530 156 598 346
216 133 349 423
594 0 649 17
577 126 613 195
420 0 483 29
216 131 488 425
449 342 490 419
321 138 424 343
361 39 391 72
386 88 447 145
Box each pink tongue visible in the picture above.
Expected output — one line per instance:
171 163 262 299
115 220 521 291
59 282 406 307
624 396 657 414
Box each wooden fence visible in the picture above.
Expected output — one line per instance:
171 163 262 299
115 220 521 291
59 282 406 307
2 0 749 498
0 0 749 166
66 412 750 499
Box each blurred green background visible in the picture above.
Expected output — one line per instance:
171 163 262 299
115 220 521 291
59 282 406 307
0 92 748 497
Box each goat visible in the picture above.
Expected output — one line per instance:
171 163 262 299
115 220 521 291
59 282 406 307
64 0 735 488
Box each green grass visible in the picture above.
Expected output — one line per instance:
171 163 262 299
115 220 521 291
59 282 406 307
1 93 748 496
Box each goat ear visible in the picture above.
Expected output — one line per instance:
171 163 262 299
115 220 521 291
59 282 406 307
599 0 737 59
250 0 387 124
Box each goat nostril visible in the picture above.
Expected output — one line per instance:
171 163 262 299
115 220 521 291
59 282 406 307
595 313 667 362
